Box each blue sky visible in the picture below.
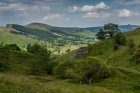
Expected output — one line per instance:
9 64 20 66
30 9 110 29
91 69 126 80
0 0 140 27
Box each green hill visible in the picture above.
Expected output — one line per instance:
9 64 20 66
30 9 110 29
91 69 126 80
0 26 44 48
53 27 140 93
4 23 96 54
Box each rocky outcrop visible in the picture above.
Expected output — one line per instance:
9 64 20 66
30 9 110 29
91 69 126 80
70 47 89 59
6 24 12 28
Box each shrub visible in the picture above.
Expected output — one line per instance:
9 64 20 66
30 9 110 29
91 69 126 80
72 57 111 84
114 32 126 45
53 60 75 79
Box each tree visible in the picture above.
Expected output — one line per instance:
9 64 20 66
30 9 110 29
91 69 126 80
27 44 51 75
96 28 106 41
104 23 120 37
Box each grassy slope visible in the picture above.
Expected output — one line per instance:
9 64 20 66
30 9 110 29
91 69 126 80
0 27 50 48
52 28 140 93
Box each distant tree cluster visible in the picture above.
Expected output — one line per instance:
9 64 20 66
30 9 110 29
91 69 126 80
96 23 120 41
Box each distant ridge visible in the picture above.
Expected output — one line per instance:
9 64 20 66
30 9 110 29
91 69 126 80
83 25 140 32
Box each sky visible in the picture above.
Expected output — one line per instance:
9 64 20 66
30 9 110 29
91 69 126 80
0 0 140 27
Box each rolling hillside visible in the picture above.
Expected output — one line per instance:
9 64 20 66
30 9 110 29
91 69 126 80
0 26 43 48
53 27 140 93
1 23 96 54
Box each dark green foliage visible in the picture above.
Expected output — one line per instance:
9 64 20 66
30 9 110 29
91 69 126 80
114 45 119 51
127 39 135 48
96 23 120 41
27 44 41 53
53 60 75 79
0 43 10 72
0 62 9 72
27 44 51 75
72 57 111 84
0 46 9 62
104 23 120 37
4 44 21 51
10 50 33 59
114 32 126 45
96 28 106 41
54 57 111 84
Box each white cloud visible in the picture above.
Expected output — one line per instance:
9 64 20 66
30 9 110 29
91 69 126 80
43 14 70 21
95 2 109 10
118 9 131 17
68 2 109 12
118 9 139 17
44 14 62 20
83 12 100 18
125 0 140 5
83 12 112 19
80 5 95 12
68 6 79 12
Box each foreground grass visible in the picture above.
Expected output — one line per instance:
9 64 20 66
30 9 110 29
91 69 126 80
0 72 115 93
1 67 140 93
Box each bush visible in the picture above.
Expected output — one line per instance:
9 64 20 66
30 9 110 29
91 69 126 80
72 57 111 84
114 32 126 45
53 60 75 79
